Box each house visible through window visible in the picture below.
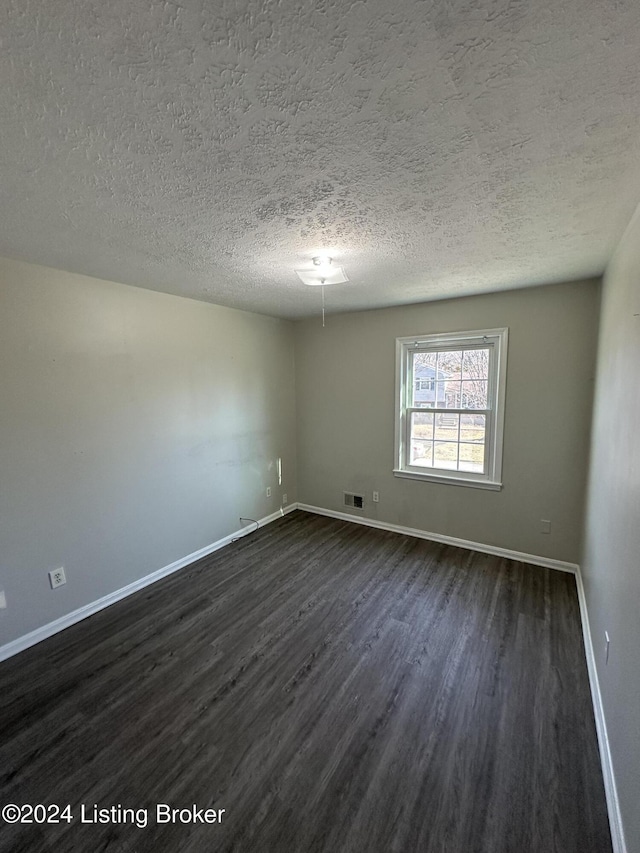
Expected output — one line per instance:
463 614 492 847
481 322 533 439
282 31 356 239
394 328 508 489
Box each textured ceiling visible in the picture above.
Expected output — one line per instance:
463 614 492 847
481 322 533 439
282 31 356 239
2 0 640 318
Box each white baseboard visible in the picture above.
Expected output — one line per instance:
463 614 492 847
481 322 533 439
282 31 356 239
575 568 627 853
297 504 579 574
0 505 297 663
0 502 575 664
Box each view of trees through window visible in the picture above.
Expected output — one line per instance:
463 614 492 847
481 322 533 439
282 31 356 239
409 347 490 473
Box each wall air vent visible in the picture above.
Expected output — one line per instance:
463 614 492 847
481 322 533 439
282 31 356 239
344 492 364 510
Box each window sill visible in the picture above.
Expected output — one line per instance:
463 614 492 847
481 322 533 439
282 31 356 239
392 469 503 491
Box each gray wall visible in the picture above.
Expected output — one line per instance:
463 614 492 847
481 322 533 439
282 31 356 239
583 210 640 853
295 280 600 563
0 257 296 647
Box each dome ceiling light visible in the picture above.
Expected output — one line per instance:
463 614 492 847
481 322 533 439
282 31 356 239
294 257 349 287
294 256 349 327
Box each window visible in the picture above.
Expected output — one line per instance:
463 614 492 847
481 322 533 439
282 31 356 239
414 378 435 391
394 328 508 489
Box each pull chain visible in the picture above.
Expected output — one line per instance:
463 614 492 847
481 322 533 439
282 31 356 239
321 284 326 327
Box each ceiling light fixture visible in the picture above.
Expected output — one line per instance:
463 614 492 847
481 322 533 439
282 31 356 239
294 257 349 287
295 255 349 327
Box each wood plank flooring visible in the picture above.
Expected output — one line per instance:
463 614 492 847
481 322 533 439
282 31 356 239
0 511 611 852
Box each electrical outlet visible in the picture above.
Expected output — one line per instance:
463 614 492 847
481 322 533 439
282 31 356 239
540 519 551 534
0 589 6 609
49 567 66 589
266 487 272 498
605 631 610 665
282 493 288 506
373 491 379 503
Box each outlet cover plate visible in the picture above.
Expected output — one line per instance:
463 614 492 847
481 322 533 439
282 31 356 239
49 567 66 589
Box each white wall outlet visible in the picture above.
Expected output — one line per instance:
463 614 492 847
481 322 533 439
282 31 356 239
540 519 551 534
266 486 272 498
49 567 66 589
0 589 6 609
605 631 610 665
282 493 288 506
373 491 380 503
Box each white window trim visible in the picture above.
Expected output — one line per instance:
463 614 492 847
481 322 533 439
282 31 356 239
394 328 508 490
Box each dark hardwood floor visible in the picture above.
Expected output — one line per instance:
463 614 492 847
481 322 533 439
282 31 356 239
0 511 611 852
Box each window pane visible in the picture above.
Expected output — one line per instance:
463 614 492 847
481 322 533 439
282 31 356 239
434 381 448 407
410 440 433 467
413 351 437 371
434 413 459 440
460 415 486 472
460 414 485 443
409 412 434 466
442 380 461 409
459 442 485 473
412 351 437 407
462 348 490 380
411 411 434 439
461 379 487 409
436 350 460 409
433 441 459 470
437 350 462 375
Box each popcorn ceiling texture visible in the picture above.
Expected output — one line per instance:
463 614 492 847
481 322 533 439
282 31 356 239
1 0 640 318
